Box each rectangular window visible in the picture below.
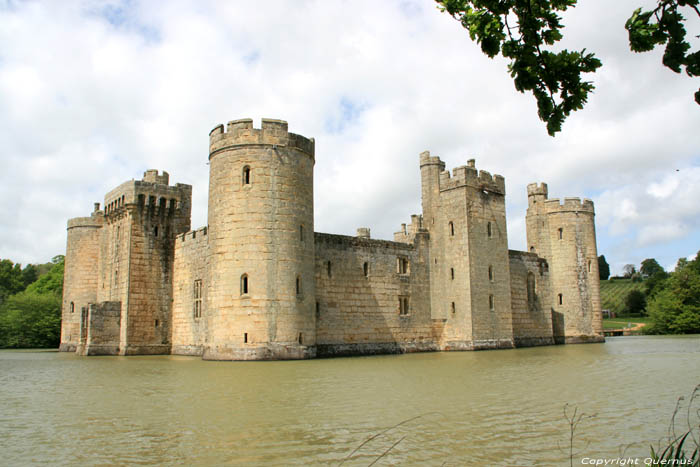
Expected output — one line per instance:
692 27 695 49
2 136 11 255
397 257 409 275
399 296 410 315
193 279 202 318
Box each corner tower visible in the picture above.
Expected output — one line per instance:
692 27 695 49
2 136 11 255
526 184 603 343
205 118 316 360
59 204 104 352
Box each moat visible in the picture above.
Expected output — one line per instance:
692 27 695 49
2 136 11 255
2 336 699 465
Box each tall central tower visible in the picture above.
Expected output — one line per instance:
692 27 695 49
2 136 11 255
204 118 316 360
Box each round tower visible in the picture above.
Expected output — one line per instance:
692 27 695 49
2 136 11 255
544 197 603 343
204 118 316 360
59 205 104 352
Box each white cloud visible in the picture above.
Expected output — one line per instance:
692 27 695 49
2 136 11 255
0 0 698 277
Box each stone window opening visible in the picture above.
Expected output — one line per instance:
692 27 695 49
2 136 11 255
451 302 456 314
70 302 74 313
154 226 159 237
530 246 535 253
193 279 202 319
296 275 302 296
244 332 248 344
154 319 160 327
399 296 410 316
242 166 251 185
114 269 118 284
298 333 303 345
300 225 304 242
363 262 369 277
489 294 495 311
121 195 125 206
588 260 592 273
241 274 249 295
488 265 494 281
448 221 454 236
558 228 563 240
558 293 563 305
450 267 455 280
397 257 409 275
315 301 320 320
327 261 332 278
487 221 493 238
527 272 536 310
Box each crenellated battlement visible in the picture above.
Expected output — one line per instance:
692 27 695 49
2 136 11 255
176 226 208 243
393 214 425 243
142 169 169 185
102 178 192 218
527 182 548 197
544 197 595 214
419 150 446 170
209 118 315 160
437 159 505 194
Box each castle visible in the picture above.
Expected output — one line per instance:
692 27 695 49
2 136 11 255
59 118 604 360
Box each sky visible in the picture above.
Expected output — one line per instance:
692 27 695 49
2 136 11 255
0 0 698 275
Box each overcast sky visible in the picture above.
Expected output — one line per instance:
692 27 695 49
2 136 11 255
1 0 698 275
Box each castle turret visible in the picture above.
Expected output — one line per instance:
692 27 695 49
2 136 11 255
526 185 603 343
421 153 514 350
93 170 192 355
205 118 316 360
59 204 104 352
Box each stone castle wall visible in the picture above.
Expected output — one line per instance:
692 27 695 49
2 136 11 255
171 227 209 356
508 250 554 347
314 232 436 356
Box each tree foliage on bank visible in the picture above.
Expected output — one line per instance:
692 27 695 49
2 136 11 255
0 256 64 348
645 251 700 335
436 0 699 135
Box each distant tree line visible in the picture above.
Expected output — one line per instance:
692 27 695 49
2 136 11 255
0 256 64 348
598 253 700 335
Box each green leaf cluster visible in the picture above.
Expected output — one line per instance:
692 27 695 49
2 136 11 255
437 0 699 135
645 251 700 334
437 0 601 135
626 1 700 104
0 256 64 348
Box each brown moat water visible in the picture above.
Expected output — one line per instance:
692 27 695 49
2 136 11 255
1 336 699 466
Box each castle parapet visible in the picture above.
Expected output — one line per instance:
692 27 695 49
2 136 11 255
438 159 505 194
544 197 595 214
527 182 548 197
419 150 446 170
209 118 315 160
67 214 103 230
177 226 209 243
142 170 169 185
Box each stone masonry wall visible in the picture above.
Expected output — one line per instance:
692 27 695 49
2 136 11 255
171 227 209 355
77 301 121 356
314 232 435 356
509 250 554 347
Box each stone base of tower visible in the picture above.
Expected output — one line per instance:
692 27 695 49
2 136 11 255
172 345 204 356
202 343 317 361
514 336 556 347
316 341 438 358
119 344 172 356
76 343 120 356
441 338 515 351
555 334 605 345
58 342 78 352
